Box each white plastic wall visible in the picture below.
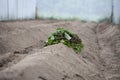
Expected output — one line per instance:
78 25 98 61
37 0 112 22
0 0 8 20
113 0 120 24
0 0 120 24
0 0 36 21
17 0 36 19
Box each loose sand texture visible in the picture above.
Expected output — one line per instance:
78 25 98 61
0 20 120 80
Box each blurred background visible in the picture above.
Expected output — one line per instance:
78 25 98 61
0 0 120 24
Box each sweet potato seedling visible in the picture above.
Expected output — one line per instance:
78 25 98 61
44 28 84 53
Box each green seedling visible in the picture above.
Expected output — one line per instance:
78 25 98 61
44 28 84 53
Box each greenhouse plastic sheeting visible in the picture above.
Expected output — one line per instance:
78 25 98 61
37 0 112 22
0 0 36 20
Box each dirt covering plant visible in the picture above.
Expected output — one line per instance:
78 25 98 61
44 28 84 53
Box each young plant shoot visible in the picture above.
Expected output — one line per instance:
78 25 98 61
45 28 84 53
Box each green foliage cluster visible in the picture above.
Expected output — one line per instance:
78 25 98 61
44 28 84 53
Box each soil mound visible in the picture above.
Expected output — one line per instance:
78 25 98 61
0 44 105 80
0 20 120 80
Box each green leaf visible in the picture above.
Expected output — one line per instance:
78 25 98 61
50 35 55 40
44 27 84 53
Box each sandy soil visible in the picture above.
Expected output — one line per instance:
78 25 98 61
0 20 120 80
